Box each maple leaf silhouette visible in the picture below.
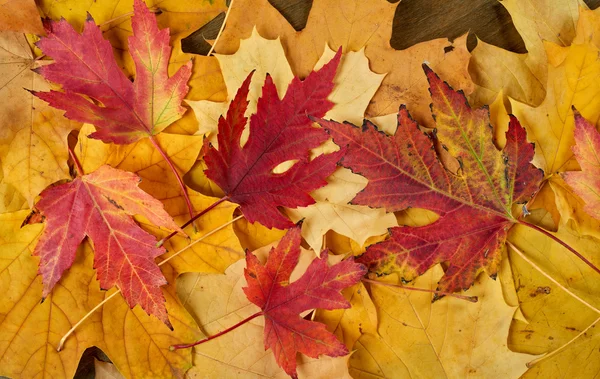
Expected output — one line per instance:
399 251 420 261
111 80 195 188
204 51 345 229
33 0 191 144
32 165 182 327
314 66 543 292
243 226 366 378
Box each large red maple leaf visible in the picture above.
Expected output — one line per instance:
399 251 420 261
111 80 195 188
204 52 345 229
314 66 543 292
244 226 366 378
33 0 191 144
32 165 182 326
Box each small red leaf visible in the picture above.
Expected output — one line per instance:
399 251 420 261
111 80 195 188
34 0 191 144
33 165 182 327
205 51 345 229
243 226 366 378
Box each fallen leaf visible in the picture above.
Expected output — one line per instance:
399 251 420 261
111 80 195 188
243 226 365 377
469 0 586 107
214 0 472 128
509 21 600 236
0 31 79 206
563 113 600 221
0 0 44 34
189 30 396 249
203 51 344 229
31 165 182 325
76 124 243 275
507 224 600 377
349 266 534 378
34 0 192 144
315 67 543 292
178 236 356 378
0 221 199 379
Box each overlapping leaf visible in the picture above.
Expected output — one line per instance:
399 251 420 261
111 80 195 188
315 67 543 292
564 113 600 220
204 51 344 229
0 0 44 34
213 0 473 128
243 226 366 377
31 165 182 325
34 0 191 144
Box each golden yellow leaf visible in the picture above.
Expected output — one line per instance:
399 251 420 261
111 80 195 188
469 0 586 107
314 282 377 350
350 267 534 378
0 218 201 379
0 31 79 206
507 224 600 377
177 245 354 378
509 34 600 235
233 217 287 251
0 164 27 214
214 0 472 129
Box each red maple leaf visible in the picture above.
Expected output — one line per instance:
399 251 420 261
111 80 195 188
243 226 366 378
204 52 345 229
33 0 191 144
564 111 600 220
32 165 182 326
314 66 543 292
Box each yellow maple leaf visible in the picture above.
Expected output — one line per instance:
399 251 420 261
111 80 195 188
349 266 535 378
506 224 600 377
0 31 80 207
469 0 586 107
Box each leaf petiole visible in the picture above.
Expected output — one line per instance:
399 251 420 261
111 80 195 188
156 196 230 247
148 135 196 230
67 145 84 176
518 220 600 276
170 311 263 351
361 278 478 303
56 215 243 351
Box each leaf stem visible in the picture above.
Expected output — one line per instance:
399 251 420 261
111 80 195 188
207 0 235 56
518 220 600 276
157 196 230 247
56 215 243 351
67 145 84 176
148 135 195 228
170 311 263 350
361 278 478 303
158 215 243 267
57 290 120 351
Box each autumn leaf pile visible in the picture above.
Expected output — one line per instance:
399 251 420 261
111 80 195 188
1 0 600 378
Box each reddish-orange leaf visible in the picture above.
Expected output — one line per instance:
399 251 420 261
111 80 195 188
564 111 600 220
244 226 366 378
33 0 191 144
31 165 182 327
204 52 344 229
314 66 543 292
